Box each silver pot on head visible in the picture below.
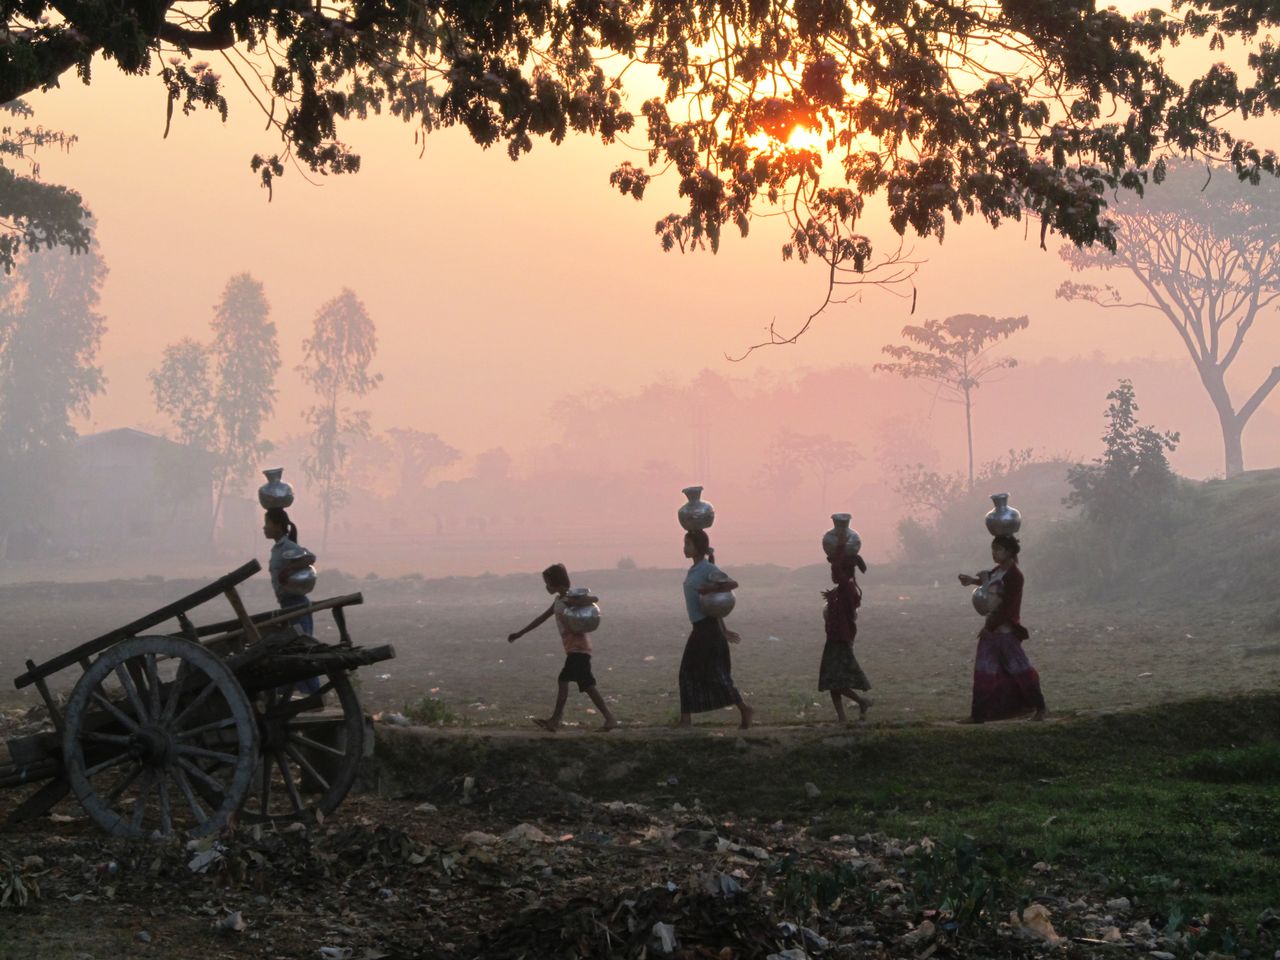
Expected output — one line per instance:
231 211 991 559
259 468 295 510
678 486 715 531
985 493 1021 536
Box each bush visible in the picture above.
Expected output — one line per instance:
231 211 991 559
616 556 637 570
1040 379 1187 592
896 516 936 563
403 696 457 726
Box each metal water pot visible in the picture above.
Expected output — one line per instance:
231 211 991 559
699 570 736 619
279 544 317 596
822 513 863 560
282 565 317 596
984 493 1021 536
971 578 1003 616
678 486 715 531
561 588 601 634
259 468 295 509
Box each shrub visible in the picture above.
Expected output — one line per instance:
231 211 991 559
403 696 457 726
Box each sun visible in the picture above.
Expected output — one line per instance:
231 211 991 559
747 125 827 153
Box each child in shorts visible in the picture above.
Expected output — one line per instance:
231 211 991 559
507 563 618 732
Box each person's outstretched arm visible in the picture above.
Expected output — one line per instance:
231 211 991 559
508 603 555 642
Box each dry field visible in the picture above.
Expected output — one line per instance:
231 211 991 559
2 562 1277 730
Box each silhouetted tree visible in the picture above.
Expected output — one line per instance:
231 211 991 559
299 289 382 550
761 428 862 513
4 3 1276 335
0 101 90 273
150 273 280 537
386 428 460 500
875 314 1028 489
1058 163 1280 477
1064 380 1181 579
0 235 106 460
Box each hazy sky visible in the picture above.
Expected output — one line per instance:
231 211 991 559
20 21 1280 477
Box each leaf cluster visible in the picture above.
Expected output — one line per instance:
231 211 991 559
7 0 1280 277
1064 379 1181 524
298 288 382 518
0 100 91 274
149 273 281 491
875 313 1028 396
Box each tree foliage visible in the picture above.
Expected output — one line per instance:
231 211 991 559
875 313 1028 487
0 101 91 274
386 427 460 499
1058 161 1280 477
1065 379 1181 521
0 232 106 460
150 273 280 535
298 288 382 549
8 1 1280 331
761 426 862 512
1061 379 1181 583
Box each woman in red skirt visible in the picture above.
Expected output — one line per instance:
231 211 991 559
957 534 1046 723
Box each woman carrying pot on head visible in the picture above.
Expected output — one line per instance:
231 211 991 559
263 507 316 639
957 534 1046 723
677 529 754 729
819 549 872 724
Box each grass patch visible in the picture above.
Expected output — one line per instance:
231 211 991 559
594 695 1280 933
401 695 458 726
377 693 1280 942
1180 742 1280 784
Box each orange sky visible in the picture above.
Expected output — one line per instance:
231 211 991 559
18 15 1280 479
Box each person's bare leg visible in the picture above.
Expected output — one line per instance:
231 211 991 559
674 712 693 727
830 691 848 723
585 686 617 730
537 681 570 732
736 696 754 730
849 691 871 720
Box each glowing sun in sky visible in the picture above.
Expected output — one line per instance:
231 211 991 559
748 125 827 152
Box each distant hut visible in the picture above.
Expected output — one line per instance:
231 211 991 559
46 428 216 558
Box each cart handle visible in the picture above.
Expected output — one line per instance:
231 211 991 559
13 559 262 690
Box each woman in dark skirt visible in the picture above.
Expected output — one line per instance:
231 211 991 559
819 552 872 722
677 529 754 728
957 534 1046 723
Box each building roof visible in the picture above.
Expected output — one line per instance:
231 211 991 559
75 427 218 464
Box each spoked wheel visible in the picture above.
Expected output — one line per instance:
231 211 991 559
62 636 258 839
239 670 365 824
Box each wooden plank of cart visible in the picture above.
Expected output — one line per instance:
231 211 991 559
0 559 395 838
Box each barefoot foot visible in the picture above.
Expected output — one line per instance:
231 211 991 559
532 717 558 733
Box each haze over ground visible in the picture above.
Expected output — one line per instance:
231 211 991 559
10 9 1280 576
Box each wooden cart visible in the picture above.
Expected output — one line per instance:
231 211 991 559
0 560 395 838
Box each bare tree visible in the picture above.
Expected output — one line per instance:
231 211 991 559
298 289 382 550
1058 163 1280 477
875 314 1029 489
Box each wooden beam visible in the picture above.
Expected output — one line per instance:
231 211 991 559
14 560 262 689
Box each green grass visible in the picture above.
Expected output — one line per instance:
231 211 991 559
380 693 1280 940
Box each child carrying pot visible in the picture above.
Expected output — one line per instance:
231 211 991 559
507 563 618 733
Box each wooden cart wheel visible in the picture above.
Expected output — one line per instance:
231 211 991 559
239 669 365 824
62 635 258 839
